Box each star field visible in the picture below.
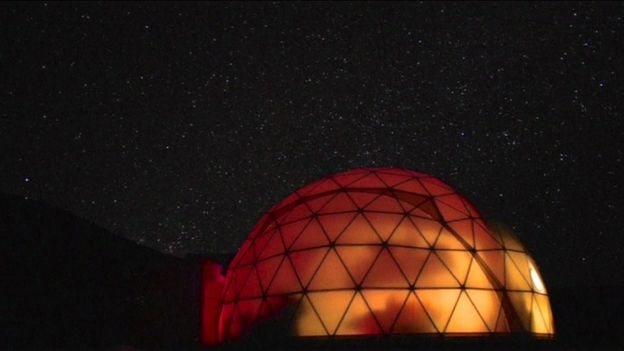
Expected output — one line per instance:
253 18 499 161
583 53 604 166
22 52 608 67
1 2 623 288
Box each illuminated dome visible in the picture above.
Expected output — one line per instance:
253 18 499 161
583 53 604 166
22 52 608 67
218 168 554 341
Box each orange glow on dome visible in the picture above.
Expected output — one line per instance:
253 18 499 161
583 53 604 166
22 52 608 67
215 168 554 342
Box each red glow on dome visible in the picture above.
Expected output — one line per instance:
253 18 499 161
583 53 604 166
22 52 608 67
206 168 553 343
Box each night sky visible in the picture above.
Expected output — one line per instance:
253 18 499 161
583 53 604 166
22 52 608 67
2 2 623 288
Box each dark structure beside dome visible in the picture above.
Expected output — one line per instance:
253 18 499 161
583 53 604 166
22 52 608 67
2 194 202 349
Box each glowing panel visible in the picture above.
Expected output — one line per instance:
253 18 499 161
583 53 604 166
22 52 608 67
361 289 409 334
362 249 409 288
308 291 354 334
392 293 437 334
466 289 501 331
336 292 382 335
446 291 489 333
416 289 461 332
295 296 326 336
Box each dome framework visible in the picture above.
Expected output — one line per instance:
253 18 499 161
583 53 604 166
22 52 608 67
218 168 554 341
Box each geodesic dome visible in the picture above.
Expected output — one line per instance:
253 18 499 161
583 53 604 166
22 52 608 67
217 168 554 341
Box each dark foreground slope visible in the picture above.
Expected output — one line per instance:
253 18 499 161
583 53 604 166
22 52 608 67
1 194 202 349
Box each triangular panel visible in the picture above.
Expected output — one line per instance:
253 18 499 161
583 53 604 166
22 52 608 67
365 194 406 213
256 256 284 293
466 289 501 331
290 218 330 250
336 214 382 244
474 221 501 249
508 251 531 287
535 293 554 334
304 194 337 214
416 289 461 332
434 228 466 249
393 179 428 194
447 220 474 248
257 231 285 259
465 259 494 289
508 291 532 330
308 291 354 335
239 267 263 299
392 292 437 334
348 173 388 188
365 212 404 242
308 249 354 290
267 257 302 295
500 229 525 251
300 178 339 196
420 177 454 195
362 249 409 288
253 230 276 258
415 254 460 287
289 247 329 287
446 291 488 333
336 246 381 285
236 241 257 267
317 213 358 242
411 217 442 246
395 192 428 211
378 173 413 187
295 295 327 336
387 216 429 248
333 171 369 187
436 194 469 215
460 198 481 218
348 192 380 209
361 289 409 334
477 250 505 286
436 250 472 284
275 192 302 214
410 199 441 220
505 253 531 290
335 292 382 336
531 293 549 334
281 218 313 249
281 203 313 225
318 192 358 214
495 307 511 332
388 247 429 284
232 265 254 297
